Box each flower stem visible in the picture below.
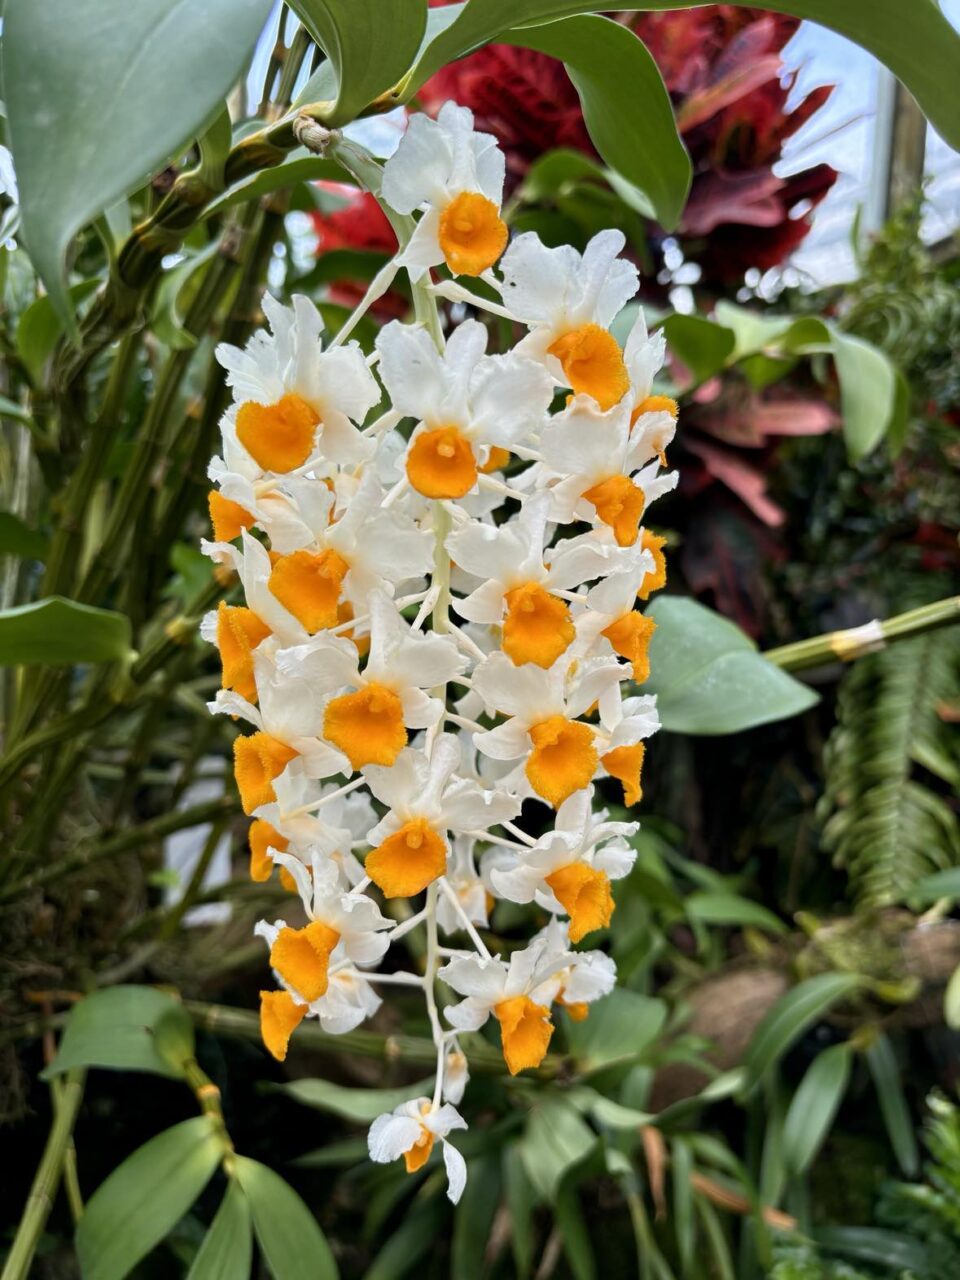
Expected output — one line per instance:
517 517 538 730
764 595 960 672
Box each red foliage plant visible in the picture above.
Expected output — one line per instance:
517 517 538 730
416 4 837 284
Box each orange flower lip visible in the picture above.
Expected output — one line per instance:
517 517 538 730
208 489 255 542
602 742 646 808
502 583 575 668
526 715 598 809
233 732 297 815
493 995 554 1074
248 818 288 883
582 473 645 547
602 611 656 680
545 862 614 942
406 426 478 499
236 392 320 473
217 602 270 702
260 989 305 1062
269 548 349 633
324 683 407 770
548 323 630 411
270 921 341 1003
438 191 508 276
366 818 447 898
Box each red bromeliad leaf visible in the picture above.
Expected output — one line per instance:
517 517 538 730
685 438 786 527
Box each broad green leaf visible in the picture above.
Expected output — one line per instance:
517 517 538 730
43 986 195 1080
912 866 960 904
644 597 819 735
671 1139 695 1277
712 300 793 360
686 892 786 934
945 963 960 1031
2 0 272 329
812 1227 930 1272
662 314 735 384
830 329 897 461
77 1117 224 1280
521 1098 597 1201
280 1076 433 1121
502 16 690 230
289 0 427 126
204 152 350 219
292 1138 369 1168
407 2 960 152
16 280 101 380
452 1153 501 1280
782 1042 852 1174
565 987 667 1070
186 1180 253 1280
0 597 132 667
571 1090 652 1131
742 974 863 1089
555 1181 596 1280
503 1150 538 1276
865 1034 919 1176
234 1156 338 1280
0 513 47 561
365 1195 446 1280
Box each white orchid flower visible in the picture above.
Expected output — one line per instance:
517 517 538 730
436 836 489 937
368 1099 468 1202
250 772 375 887
530 919 618 1018
498 229 638 410
376 318 553 499
439 933 569 1074
362 734 520 898
382 101 507 280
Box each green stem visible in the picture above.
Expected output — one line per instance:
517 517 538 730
0 1069 85 1280
158 819 229 942
0 795 237 903
764 595 960 673
184 1000 564 1079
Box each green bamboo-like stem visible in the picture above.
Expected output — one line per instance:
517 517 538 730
0 795 237 903
184 1000 565 1079
158 819 230 942
764 595 960 673
0 1069 85 1280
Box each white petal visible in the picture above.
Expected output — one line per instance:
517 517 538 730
368 1113 423 1164
443 1140 468 1205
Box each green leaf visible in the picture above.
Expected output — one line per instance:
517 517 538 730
77 1117 224 1280
0 395 34 425
186 1180 253 1280
742 974 863 1090
671 1139 695 1278
554 1180 596 1280
662 314 735 385
289 0 427 126
945 964 960 1031
782 1042 853 1175
204 152 350 219
864 1033 919 1176
43 986 195 1081
565 987 667 1071
407 2 960 153
364 1194 446 1280
685 892 786 934
452 1153 501 1280
912 866 960 904
3 0 272 329
502 16 690 230
812 1226 930 1272
503 1149 537 1277
830 329 897 461
16 280 102 380
644 597 819 735
0 512 47 561
520 1097 597 1202
279 1076 433 1121
151 240 221 351
234 1155 338 1280
0 597 132 667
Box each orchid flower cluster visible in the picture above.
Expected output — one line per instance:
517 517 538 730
201 102 677 1204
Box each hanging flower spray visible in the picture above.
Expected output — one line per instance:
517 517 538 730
202 102 677 1204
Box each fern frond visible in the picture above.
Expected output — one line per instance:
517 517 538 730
818 625 960 908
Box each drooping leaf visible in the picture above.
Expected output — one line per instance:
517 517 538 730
0 513 48 561
520 1097 597 1201
644 596 819 735
829 329 897 461
564 987 667 1071
662 313 736 384
16 280 101 380
685 892 786 934
406 2 960 153
234 1156 338 1280
0 597 132 667
782 1042 853 1174
364 1194 446 1280
186 1180 253 1280
205 152 351 219
43 986 196 1080
812 1227 930 1272
864 1034 919 1176
742 974 863 1090
77 1117 224 1280
289 0 427 126
452 1153 501 1280
2 0 273 330
279 1076 433 1122
502 16 691 229
503 1147 537 1277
